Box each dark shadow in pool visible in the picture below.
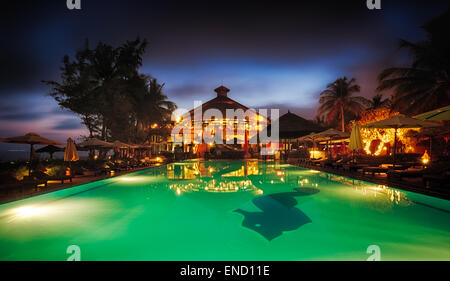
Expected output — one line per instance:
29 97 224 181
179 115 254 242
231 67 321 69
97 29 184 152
234 187 319 241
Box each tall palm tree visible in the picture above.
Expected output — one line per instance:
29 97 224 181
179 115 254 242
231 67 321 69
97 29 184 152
132 75 176 133
318 77 369 132
368 94 392 110
377 11 450 115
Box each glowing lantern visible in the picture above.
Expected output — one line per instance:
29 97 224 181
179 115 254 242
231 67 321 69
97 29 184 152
65 168 71 176
421 150 430 165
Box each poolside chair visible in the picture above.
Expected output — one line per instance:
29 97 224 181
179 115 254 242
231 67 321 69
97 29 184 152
30 171 73 185
422 166 450 188
362 166 389 176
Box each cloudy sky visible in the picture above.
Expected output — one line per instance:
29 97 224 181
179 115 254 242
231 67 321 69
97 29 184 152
0 0 448 158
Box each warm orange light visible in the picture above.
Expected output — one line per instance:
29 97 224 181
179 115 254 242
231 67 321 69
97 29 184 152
421 150 430 165
151 123 158 129
359 110 418 156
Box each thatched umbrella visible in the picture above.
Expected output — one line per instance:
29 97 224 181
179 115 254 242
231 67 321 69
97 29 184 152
112 140 131 159
112 140 131 148
35 145 64 159
0 132 63 175
79 138 113 159
78 138 114 148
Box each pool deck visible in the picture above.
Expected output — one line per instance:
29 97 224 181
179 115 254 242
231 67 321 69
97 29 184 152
294 162 450 201
0 166 156 204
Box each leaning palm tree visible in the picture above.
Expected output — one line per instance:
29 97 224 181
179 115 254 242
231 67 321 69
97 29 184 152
318 77 369 132
367 94 392 110
377 11 450 115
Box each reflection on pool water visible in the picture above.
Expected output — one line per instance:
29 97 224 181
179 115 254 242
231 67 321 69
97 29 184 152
0 160 449 261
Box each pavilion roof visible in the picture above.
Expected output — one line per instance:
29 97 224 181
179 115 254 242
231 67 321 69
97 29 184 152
183 86 263 122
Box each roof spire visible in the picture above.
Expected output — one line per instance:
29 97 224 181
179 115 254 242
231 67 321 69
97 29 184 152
214 85 230 97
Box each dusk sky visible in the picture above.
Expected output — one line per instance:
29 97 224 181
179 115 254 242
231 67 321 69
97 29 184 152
0 0 449 159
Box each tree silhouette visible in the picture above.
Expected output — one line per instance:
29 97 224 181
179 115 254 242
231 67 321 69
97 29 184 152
43 38 176 143
318 77 369 132
377 10 450 115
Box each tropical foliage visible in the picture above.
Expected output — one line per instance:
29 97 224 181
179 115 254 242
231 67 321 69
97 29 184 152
43 38 176 143
367 94 392 110
377 11 450 115
318 77 369 132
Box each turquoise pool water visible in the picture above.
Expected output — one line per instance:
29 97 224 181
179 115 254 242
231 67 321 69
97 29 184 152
0 160 449 261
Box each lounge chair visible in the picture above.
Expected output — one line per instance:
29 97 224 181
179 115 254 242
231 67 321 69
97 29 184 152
30 171 73 185
422 167 450 188
362 166 389 176
387 167 424 179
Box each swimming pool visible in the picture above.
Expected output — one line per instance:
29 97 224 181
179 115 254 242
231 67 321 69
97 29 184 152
0 160 449 261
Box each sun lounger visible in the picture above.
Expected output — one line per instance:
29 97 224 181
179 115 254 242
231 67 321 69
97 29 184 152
343 163 369 171
387 167 424 179
423 170 450 188
45 175 73 184
362 166 389 176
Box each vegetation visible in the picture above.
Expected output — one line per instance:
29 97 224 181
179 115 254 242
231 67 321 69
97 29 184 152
377 10 450 115
367 94 392 110
43 38 176 143
318 77 369 132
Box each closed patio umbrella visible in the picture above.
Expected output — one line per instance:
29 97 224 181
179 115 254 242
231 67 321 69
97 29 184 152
362 114 440 163
349 123 363 151
64 138 79 162
64 138 79 176
349 123 363 162
0 132 63 175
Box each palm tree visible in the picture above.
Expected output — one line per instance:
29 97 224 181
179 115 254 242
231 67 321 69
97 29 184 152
318 77 369 132
131 76 176 135
377 11 450 115
367 94 392 110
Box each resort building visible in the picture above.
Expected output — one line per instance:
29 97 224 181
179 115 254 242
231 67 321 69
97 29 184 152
177 86 269 157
